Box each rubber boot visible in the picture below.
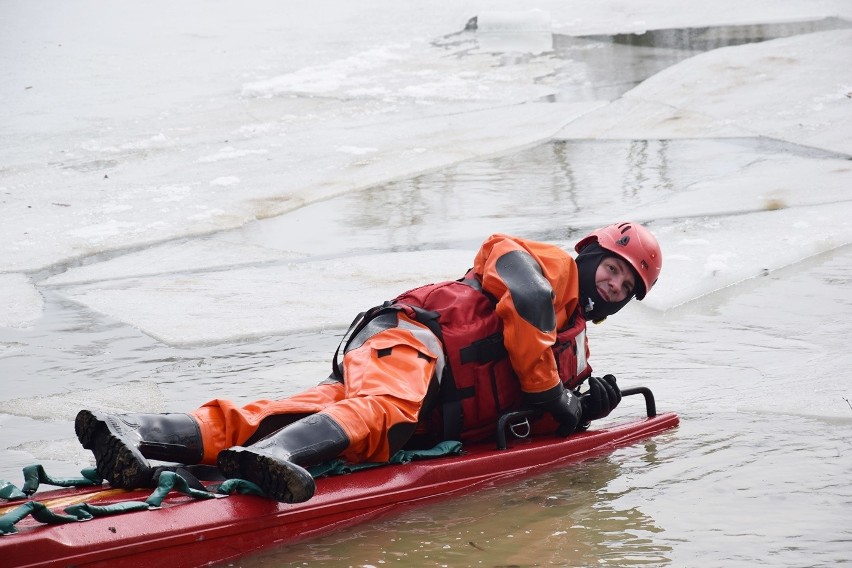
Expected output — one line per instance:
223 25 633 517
216 413 349 504
75 410 204 489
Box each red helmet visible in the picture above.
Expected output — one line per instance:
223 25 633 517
575 222 662 300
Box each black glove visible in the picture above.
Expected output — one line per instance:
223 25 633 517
579 375 622 422
539 387 582 437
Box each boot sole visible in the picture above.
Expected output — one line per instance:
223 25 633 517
217 448 315 503
75 410 153 489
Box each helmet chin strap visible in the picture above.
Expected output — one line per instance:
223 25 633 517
576 242 633 322
582 297 608 325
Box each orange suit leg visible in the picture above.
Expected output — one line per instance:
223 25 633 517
322 315 440 464
190 381 344 465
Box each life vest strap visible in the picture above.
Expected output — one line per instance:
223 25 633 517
459 333 507 364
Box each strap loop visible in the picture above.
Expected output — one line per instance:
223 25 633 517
509 418 531 439
0 443 464 535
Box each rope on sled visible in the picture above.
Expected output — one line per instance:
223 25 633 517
0 440 462 535
0 468 264 535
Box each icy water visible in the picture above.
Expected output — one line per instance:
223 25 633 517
3 140 851 567
2 19 852 568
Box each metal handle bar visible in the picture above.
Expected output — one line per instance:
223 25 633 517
619 386 657 417
495 385 657 450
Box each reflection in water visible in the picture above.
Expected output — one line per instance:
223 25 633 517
439 17 852 104
587 245 852 567
344 141 599 248
242 445 675 567
339 137 824 251
599 18 852 51
550 141 580 214
622 140 673 200
553 18 852 101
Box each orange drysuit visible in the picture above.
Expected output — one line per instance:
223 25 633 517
191 234 589 464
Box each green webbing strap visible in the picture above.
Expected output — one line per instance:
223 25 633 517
0 469 230 535
20 465 102 496
0 501 80 534
395 440 463 462
1 441 464 535
308 440 463 477
0 466 102 502
64 501 151 521
213 478 266 497
146 471 218 507
0 480 27 500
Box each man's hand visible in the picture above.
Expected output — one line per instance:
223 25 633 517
579 375 622 422
540 388 582 437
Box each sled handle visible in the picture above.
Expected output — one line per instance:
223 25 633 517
495 386 657 450
619 386 657 417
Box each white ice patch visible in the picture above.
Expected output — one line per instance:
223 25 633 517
234 123 279 136
197 146 270 163
67 219 138 240
41 238 306 287
242 44 410 98
642 204 852 310
55 250 471 346
80 133 172 154
558 30 852 155
0 342 27 358
150 184 192 203
241 37 559 103
548 0 852 35
0 273 44 328
210 176 241 187
703 252 736 278
474 9 554 54
637 157 852 220
1 99 593 274
336 146 378 156
8 438 91 472
476 9 552 33
0 380 165 421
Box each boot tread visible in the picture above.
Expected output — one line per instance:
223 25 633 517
75 410 154 489
217 448 315 504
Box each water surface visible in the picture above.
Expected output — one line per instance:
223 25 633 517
2 21 851 568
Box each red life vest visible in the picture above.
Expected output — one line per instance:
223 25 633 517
394 274 592 442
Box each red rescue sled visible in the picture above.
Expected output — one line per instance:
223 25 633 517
1 388 678 568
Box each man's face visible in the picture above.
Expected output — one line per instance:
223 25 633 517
594 256 636 303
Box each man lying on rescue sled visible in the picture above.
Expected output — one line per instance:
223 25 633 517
75 222 662 504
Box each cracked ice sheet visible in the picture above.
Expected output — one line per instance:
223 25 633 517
54 250 472 346
644 205 852 310
0 274 44 328
40 239 308 287
583 152 852 308
44 141 852 335
0 101 599 274
550 29 852 310
546 0 852 35
556 30 852 156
